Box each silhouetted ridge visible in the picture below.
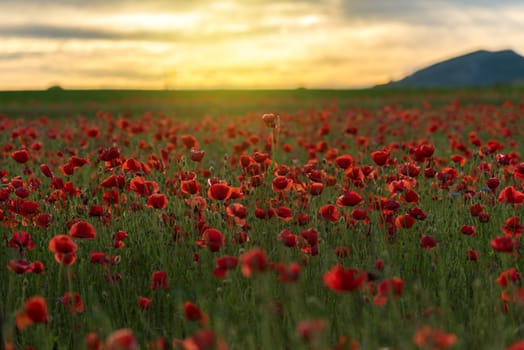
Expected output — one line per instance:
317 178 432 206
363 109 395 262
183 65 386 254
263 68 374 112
384 49 524 87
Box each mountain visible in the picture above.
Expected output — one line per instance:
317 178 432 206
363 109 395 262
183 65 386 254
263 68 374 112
383 49 524 88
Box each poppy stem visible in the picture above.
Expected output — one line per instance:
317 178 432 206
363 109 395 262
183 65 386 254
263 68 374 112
271 115 280 166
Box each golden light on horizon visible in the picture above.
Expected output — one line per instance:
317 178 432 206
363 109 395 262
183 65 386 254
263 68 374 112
0 0 523 89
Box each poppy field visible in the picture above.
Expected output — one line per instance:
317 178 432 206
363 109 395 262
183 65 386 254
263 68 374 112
1 88 524 350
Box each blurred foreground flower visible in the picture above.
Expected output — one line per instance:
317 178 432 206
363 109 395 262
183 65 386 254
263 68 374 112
413 326 457 349
16 296 48 330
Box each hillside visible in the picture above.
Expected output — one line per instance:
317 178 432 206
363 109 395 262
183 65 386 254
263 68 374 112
384 49 524 87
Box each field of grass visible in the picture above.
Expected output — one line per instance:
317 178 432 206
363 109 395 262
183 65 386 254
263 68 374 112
1 88 523 349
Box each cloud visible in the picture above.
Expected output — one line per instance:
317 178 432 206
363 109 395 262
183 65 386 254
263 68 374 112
0 25 116 40
0 0 523 89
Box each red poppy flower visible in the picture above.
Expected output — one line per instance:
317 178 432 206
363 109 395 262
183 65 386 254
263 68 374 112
411 144 434 162
413 326 457 349
49 235 78 265
334 246 350 258
323 264 367 293
336 191 362 207
301 228 319 246
497 268 521 287
318 204 340 223
16 296 49 330
478 211 490 223
69 221 96 239
469 203 483 217
450 154 466 166
129 177 158 196
179 329 227 350
424 167 436 178
395 214 415 229
147 193 168 209
139 297 153 310
467 250 480 261
514 163 524 181
8 231 35 252
40 164 53 178
348 209 366 224
190 149 205 162
36 213 53 228
460 225 475 236
122 158 143 173
113 230 128 249
486 177 500 190
503 217 524 237
101 174 126 189
60 292 84 313
61 162 75 176
276 262 301 283
184 301 209 324
51 176 64 189
255 207 275 220
11 149 30 163
7 259 33 274
240 248 268 277
102 190 120 205
404 189 419 203
253 151 269 163
399 163 421 177
99 146 121 161
507 340 524 350
198 228 225 252
69 156 89 168
297 213 310 226
181 179 201 195
86 127 100 138
375 259 384 271
213 255 238 278
85 332 102 350
227 203 247 220
16 200 39 216
181 135 198 149
374 277 404 306
421 235 439 250
272 176 292 192
207 183 232 201
277 206 293 221
89 205 104 217
498 186 524 204
371 150 389 166
106 329 138 350
262 113 278 128
491 236 517 253
216 256 238 270
437 167 459 187
90 251 108 265
150 271 169 290
277 229 298 248
335 154 353 169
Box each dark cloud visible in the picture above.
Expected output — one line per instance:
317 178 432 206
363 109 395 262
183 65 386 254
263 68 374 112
0 52 38 60
0 25 116 40
341 0 521 24
0 22 280 43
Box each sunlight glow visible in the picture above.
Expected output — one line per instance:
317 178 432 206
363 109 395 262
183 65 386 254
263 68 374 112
0 0 523 89
107 13 202 31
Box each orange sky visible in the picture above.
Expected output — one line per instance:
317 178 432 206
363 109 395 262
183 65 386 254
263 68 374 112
1 0 523 89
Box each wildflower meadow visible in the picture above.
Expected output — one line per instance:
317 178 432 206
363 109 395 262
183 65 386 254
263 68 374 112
1 88 524 350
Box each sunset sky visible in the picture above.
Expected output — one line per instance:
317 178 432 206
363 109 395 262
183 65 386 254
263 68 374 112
1 0 523 90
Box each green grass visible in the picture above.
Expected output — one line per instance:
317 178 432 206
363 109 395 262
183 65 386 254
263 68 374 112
0 87 523 349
